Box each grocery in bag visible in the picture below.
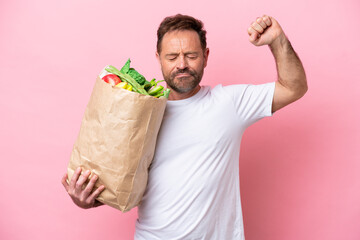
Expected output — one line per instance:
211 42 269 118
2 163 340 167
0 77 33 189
67 59 168 212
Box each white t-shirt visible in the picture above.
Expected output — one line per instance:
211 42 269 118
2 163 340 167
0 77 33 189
135 82 275 240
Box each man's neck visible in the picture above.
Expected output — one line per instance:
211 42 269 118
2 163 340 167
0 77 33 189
167 85 201 101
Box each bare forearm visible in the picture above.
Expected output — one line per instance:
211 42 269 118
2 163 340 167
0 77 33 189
270 34 308 99
248 15 308 112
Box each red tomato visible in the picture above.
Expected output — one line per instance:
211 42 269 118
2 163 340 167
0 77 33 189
102 74 122 86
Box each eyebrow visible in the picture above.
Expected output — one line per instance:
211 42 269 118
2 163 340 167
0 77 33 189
165 51 199 57
165 53 179 57
185 52 199 56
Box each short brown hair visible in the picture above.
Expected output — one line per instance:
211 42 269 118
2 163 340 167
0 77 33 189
157 14 207 54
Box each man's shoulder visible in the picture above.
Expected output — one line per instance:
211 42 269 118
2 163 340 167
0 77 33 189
205 83 251 96
209 82 275 93
204 82 275 107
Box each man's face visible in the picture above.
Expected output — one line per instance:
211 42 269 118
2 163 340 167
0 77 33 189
156 30 209 93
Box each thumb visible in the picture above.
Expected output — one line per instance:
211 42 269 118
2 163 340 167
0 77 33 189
62 173 69 191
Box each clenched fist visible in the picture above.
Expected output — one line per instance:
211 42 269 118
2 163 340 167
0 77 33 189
247 15 286 47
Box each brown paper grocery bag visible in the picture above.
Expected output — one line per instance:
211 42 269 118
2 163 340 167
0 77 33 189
67 76 167 212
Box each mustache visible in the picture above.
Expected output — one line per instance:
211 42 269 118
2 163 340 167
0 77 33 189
171 68 196 77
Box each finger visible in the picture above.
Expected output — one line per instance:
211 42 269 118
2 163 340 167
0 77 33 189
251 22 265 34
75 169 91 194
83 174 99 198
61 173 69 192
69 167 82 190
262 15 272 26
247 26 258 37
248 27 259 43
256 17 267 29
249 32 259 43
88 185 105 203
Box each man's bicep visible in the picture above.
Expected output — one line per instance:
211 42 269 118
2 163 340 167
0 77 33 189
272 81 300 113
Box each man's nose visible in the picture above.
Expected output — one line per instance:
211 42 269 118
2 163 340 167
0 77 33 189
177 56 188 70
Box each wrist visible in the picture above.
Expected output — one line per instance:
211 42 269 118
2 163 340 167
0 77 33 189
269 33 290 55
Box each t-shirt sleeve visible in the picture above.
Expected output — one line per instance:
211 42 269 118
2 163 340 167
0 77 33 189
223 82 275 127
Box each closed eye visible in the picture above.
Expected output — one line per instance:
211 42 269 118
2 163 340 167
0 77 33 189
166 54 178 61
186 53 198 60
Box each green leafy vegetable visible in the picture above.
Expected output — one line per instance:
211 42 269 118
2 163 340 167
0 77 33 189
105 58 171 99
120 59 131 74
120 59 148 85
128 68 146 85
163 89 170 99
106 65 149 95
148 85 164 96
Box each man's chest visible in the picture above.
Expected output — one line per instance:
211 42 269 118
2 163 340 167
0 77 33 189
150 100 243 179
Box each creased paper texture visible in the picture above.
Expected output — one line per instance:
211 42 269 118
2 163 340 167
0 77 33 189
67 76 167 212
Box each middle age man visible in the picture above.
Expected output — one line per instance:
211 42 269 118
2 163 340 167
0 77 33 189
62 14 307 240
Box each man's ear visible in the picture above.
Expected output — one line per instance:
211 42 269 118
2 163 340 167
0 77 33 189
203 48 210 68
156 51 160 63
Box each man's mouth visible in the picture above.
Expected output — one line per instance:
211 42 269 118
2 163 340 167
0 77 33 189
176 73 191 78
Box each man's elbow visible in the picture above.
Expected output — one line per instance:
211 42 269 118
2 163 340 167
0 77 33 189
297 76 308 99
284 77 308 102
273 78 308 113
290 79 308 103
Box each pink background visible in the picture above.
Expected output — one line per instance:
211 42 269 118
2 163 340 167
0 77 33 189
1 0 359 239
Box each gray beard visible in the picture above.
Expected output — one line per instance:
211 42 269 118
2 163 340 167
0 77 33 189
163 68 204 93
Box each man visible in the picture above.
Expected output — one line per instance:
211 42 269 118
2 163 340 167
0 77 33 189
62 14 307 239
